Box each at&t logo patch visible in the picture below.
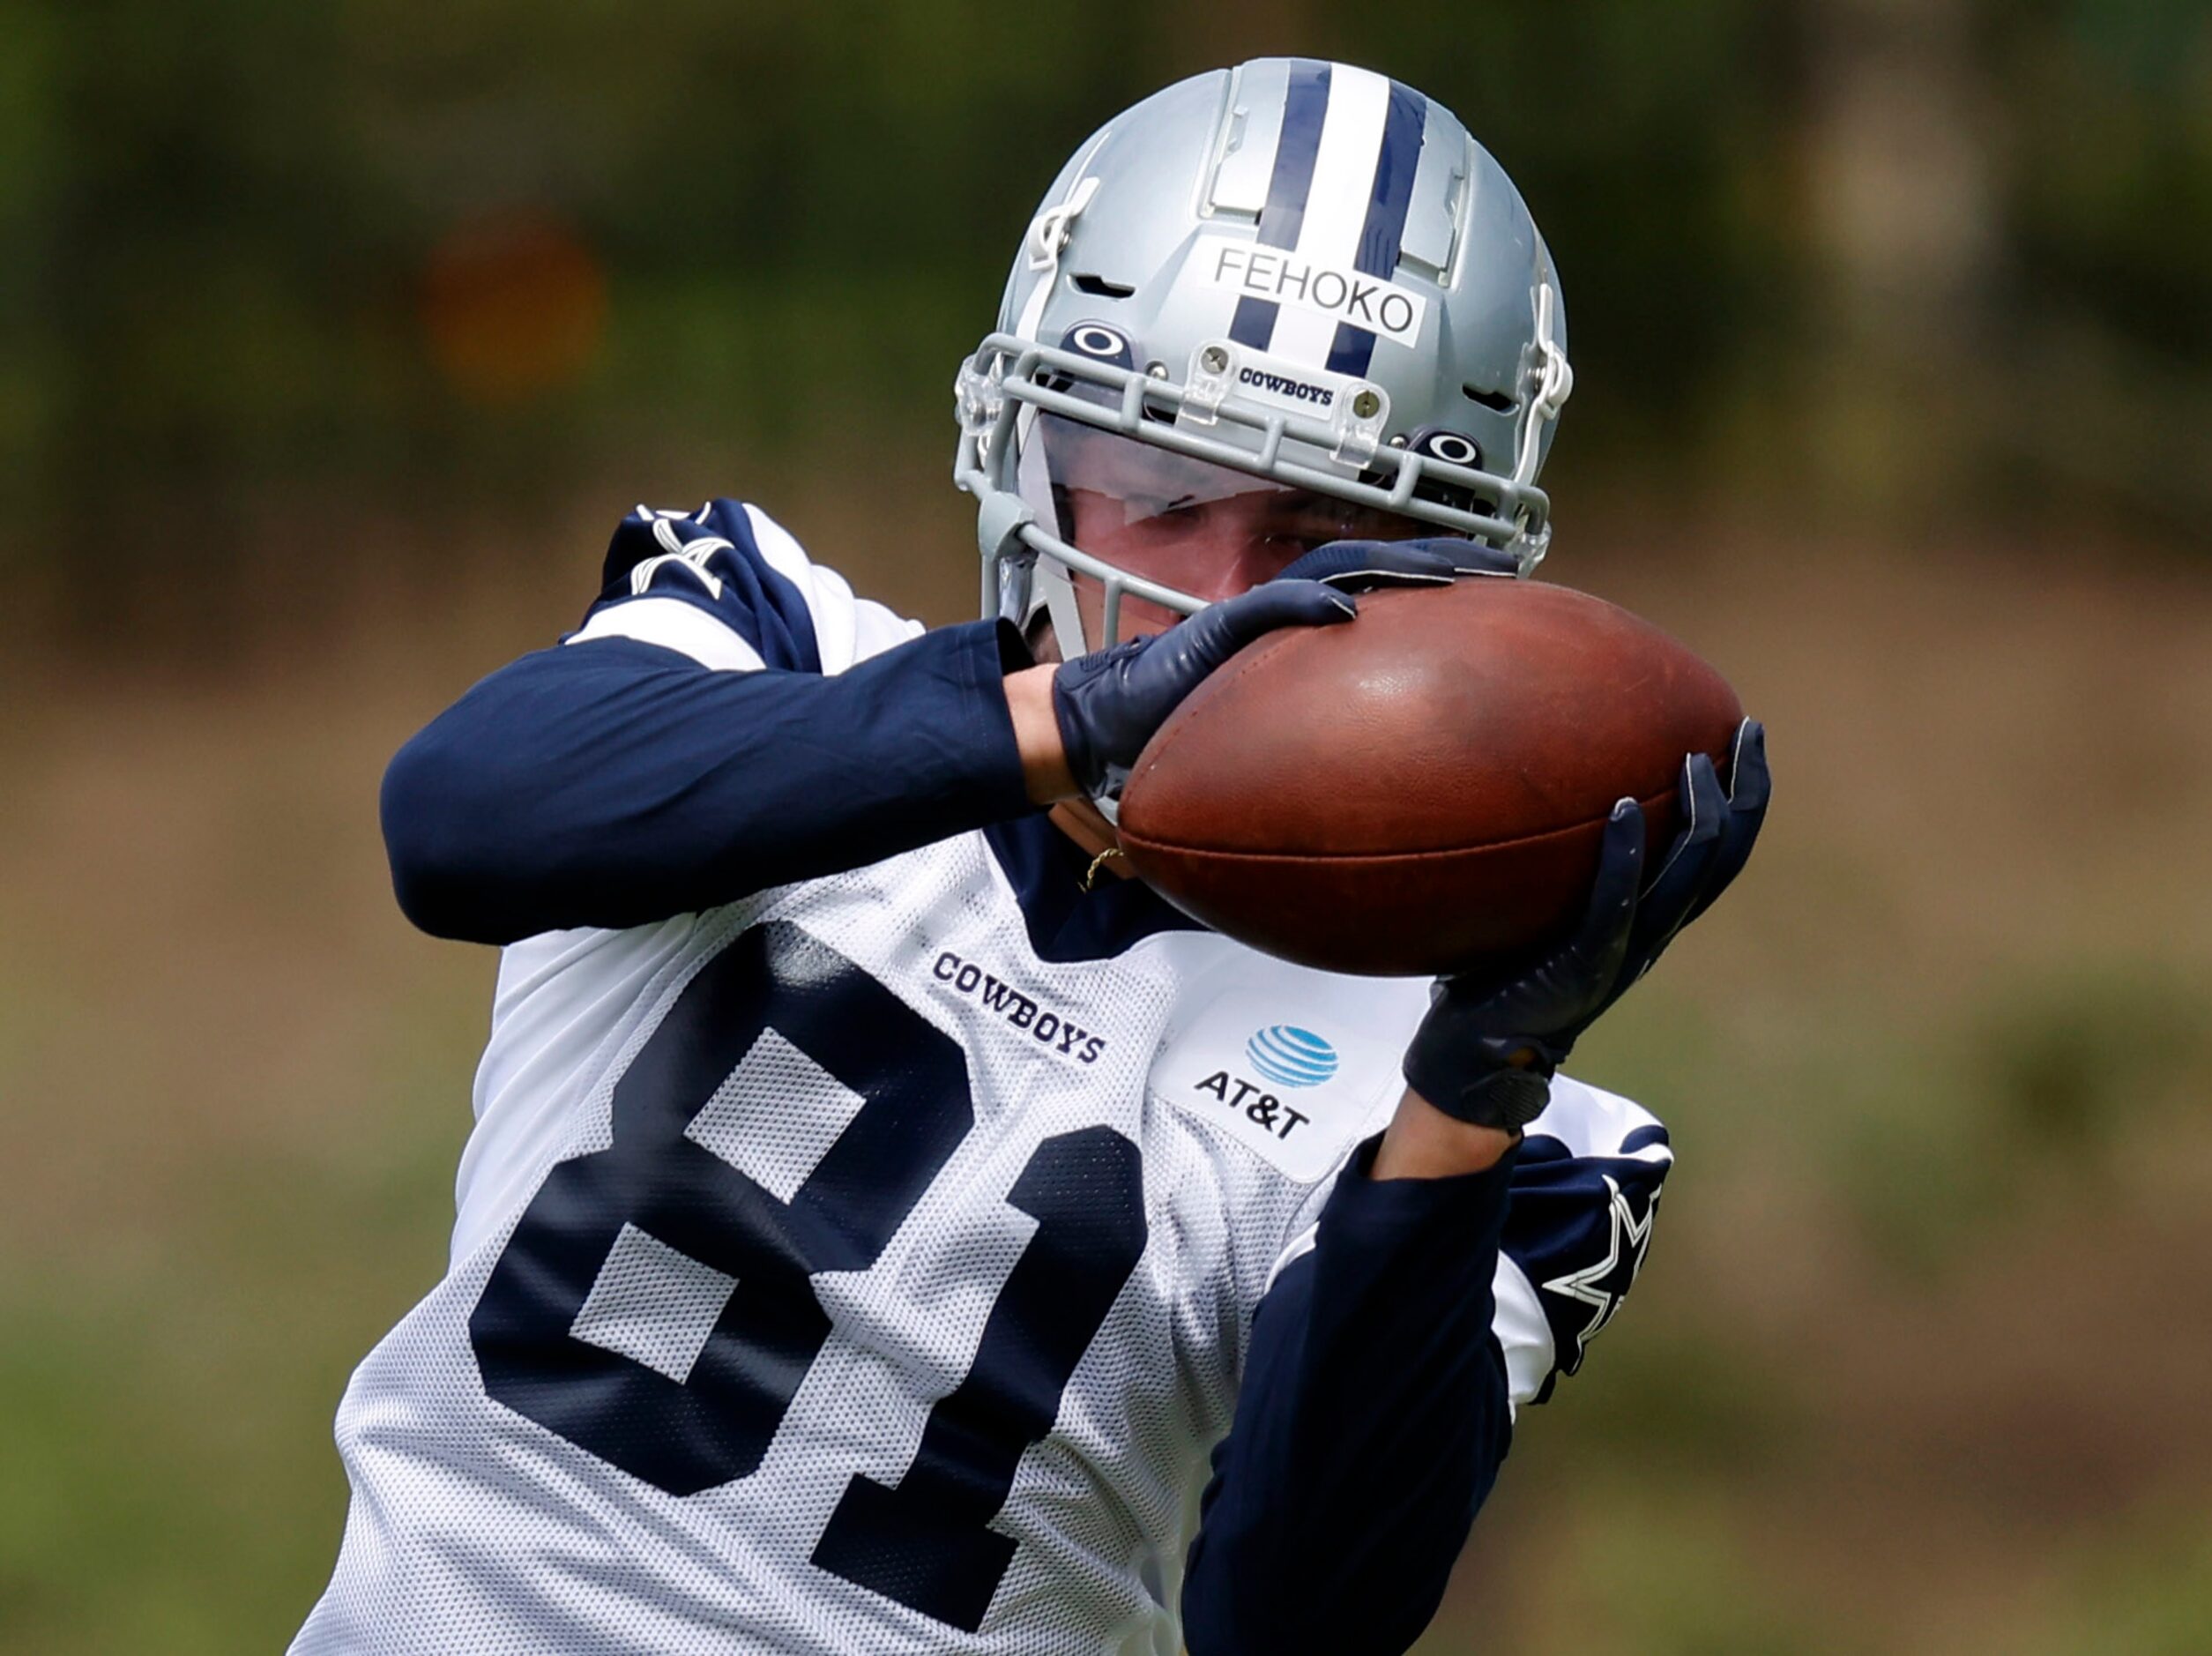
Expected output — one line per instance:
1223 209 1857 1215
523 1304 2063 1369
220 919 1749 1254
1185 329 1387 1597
1244 1026 1339 1088
1150 988 1411 1182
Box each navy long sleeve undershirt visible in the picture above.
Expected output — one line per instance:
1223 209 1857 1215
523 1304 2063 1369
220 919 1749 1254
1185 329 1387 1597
1182 1139 1519 1656
381 621 1034 944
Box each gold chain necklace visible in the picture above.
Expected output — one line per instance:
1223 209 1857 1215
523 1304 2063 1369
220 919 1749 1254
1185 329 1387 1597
1079 846 1127 893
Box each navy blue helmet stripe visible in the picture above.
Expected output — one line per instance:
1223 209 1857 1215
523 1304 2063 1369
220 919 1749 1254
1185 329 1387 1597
1325 79 1428 377
1354 80 1427 275
1259 61 1333 251
1225 295 1276 350
1229 59 1334 350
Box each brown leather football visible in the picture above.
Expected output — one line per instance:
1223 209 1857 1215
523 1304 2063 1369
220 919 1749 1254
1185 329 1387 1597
1116 578 1744 976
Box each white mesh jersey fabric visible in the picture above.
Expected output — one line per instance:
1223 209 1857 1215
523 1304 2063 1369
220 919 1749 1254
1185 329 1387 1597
295 836 1441 1656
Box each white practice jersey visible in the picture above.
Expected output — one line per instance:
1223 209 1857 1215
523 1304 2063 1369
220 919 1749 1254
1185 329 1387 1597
294 502 1672 1656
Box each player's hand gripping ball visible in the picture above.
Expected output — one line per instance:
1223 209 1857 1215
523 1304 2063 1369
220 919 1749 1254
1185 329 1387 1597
1116 565 1760 978
1048 540 1498 800
1403 722 1769 1129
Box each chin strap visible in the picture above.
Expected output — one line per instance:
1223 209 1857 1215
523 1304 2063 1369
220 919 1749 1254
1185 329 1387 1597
1014 166 1104 344
1505 279 1573 571
1026 174 1100 274
1511 280 1573 492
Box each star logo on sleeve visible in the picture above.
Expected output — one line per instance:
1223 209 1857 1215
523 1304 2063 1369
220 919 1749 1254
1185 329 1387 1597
1539 1173 1660 1373
627 510 734 600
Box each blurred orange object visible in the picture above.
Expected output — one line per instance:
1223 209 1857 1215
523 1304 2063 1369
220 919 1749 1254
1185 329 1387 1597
420 213 607 404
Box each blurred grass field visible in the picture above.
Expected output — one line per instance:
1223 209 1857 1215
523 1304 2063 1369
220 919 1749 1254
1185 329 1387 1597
2 487 2206 1654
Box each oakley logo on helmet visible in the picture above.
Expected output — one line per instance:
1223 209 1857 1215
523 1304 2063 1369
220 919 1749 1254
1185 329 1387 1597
1061 323 1134 366
1197 236 1428 347
1407 427 1484 469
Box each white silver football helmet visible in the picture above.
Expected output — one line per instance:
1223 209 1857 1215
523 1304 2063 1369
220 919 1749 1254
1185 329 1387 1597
954 57 1572 658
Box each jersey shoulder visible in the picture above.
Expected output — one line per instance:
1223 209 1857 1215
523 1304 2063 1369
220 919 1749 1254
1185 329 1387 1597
569 497 922 674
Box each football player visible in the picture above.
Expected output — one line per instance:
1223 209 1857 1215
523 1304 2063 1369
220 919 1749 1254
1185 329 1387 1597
294 58 1767 1656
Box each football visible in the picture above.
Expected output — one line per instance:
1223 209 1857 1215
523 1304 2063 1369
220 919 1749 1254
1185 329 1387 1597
1116 578 1745 976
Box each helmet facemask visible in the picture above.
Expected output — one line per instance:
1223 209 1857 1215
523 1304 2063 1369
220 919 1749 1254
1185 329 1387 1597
956 324 1562 659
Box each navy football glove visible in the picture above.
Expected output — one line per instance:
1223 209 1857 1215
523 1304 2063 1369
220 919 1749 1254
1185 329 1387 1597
1404 720 1770 1131
1051 580 1354 799
1051 538 1518 801
1274 536 1518 591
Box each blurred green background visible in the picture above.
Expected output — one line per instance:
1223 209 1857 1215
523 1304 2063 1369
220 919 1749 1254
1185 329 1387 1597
3 2 2209 1652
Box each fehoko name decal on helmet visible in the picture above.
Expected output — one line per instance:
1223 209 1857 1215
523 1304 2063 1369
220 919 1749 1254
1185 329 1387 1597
1195 235 1428 345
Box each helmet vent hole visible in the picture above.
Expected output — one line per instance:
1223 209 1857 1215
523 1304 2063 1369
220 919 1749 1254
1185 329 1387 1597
1071 272 1136 299
1462 383 1518 414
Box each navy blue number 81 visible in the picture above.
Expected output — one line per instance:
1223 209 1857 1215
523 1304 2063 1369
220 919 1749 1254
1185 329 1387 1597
469 921 1146 1632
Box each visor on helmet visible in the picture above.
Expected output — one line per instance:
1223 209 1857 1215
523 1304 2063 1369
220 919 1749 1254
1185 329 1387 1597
1018 413 1459 649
